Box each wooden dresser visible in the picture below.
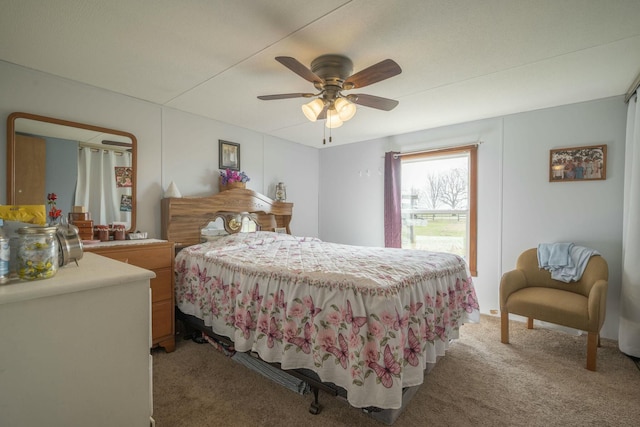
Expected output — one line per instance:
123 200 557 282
84 239 175 352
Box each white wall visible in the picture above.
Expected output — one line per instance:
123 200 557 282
319 97 626 340
1 60 626 339
0 61 320 238
501 98 625 340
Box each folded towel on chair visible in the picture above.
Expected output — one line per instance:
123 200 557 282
537 243 599 282
537 242 574 269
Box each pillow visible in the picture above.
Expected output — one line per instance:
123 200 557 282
201 227 229 242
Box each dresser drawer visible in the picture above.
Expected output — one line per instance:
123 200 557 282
150 267 172 303
84 241 176 352
152 299 173 340
87 243 172 270
122 246 171 270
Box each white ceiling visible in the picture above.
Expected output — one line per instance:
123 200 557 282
1 0 639 148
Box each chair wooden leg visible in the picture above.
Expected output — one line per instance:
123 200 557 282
527 317 534 329
501 311 509 344
586 332 598 371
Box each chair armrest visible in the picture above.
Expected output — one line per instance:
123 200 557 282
587 279 608 332
500 269 527 309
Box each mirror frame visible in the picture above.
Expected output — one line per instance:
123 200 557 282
6 112 137 232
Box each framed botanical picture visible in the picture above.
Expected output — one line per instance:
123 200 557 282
219 140 240 171
549 144 606 182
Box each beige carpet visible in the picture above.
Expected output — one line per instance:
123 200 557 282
152 315 640 426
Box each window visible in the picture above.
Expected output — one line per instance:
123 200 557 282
400 145 477 275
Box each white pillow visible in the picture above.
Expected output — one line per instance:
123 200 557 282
201 228 228 242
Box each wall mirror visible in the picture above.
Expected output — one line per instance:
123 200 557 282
6 112 137 232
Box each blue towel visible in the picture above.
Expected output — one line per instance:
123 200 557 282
537 243 574 269
537 243 599 282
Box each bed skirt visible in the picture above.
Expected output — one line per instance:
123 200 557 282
177 308 437 424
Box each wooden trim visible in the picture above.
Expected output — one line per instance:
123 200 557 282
468 145 478 276
399 144 479 161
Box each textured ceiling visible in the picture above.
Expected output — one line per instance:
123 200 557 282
1 0 639 147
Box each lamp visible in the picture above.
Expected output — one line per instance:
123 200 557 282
334 97 356 121
302 96 357 128
301 99 325 122
325 107 343 128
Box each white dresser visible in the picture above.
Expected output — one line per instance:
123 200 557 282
0 252 155 427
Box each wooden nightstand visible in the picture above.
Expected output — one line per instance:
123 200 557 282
84 239 175 352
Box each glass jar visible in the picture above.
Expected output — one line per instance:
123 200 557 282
95 225 109 242
16 226 59 280
113 224 126 241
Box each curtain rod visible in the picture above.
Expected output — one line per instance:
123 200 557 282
79 141 131 154
392 141 482 159
625 71 640 103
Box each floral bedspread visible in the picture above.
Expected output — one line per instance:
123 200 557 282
175 231 479 409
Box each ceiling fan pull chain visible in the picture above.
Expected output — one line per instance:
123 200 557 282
323 120 326 145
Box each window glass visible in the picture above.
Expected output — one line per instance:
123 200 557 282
401 146 477 275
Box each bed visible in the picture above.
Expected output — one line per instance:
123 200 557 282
161 188 479 421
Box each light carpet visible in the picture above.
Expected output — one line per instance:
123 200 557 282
152 315 640 426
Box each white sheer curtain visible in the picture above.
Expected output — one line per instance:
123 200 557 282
75 147 132 226
620 91 640 357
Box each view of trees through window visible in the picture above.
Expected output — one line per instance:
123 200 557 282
401 153 470 259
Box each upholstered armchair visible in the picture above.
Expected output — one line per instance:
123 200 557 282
500 248 608 371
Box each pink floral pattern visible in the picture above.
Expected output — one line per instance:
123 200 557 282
175 231 479 409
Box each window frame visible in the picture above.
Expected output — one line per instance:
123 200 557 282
400 145 477 276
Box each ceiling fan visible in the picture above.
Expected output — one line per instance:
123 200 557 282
258 54 402 129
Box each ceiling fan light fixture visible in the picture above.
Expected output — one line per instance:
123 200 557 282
334 97 357 122
325 108 343 128
302 99 325 122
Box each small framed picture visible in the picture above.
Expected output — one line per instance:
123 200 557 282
114 166 133 188
219 140 240 171
120 194 132 212
274 227 287 234
549 144 606 182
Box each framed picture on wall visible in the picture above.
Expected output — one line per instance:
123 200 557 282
549 144 607 182
219 140 240 171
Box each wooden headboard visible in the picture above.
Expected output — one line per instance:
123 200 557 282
161 188 293 247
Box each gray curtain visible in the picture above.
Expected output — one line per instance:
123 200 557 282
620 92 640 357
384 151 401 248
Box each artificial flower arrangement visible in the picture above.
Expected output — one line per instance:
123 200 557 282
219 169 250 185
47 193 62 225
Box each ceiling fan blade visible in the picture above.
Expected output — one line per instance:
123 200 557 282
316 104 329 120
275 56 322 84
351 94 399 111
344 59 402 89
258 93 314 100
